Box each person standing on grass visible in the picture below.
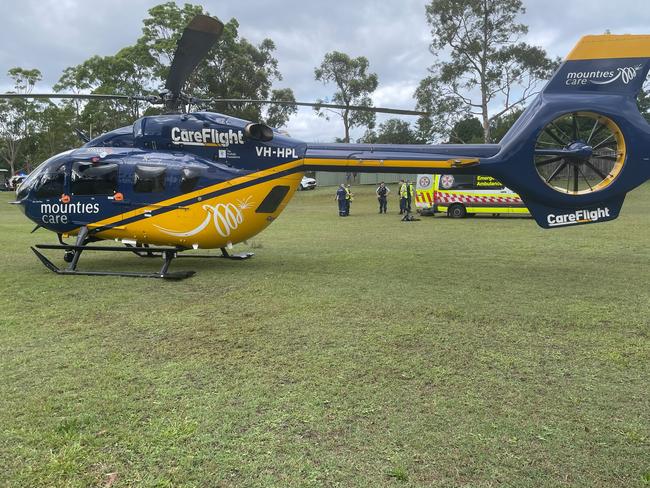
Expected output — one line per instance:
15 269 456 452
344 184 353 216
376 182 390 213
407 179 415 213
335 184 347 216
399 179 408 214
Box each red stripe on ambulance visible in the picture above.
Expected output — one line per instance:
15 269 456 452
434 191 522 204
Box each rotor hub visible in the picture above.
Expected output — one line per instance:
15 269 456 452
565 141 594 161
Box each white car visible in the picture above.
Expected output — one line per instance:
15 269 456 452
299 176 317 191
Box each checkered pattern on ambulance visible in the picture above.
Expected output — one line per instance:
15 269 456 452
415 191 433 204
434 191 522 205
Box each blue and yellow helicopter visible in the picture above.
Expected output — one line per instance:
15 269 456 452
3 16 650 279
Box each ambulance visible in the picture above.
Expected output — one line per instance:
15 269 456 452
415 174 529 218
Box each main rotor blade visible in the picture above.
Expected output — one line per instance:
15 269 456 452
165 15 224 97
203 98 429 116
0 93 134 101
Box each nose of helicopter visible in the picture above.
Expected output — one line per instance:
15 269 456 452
9 183 28 212
8 196 27 214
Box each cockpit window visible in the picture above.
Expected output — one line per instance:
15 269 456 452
134 165 166 193
71 162 118 195
102 133 134 147
34 164 66 198
16 151 71 198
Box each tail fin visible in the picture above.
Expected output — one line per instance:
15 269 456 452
547 35 650 95
498 35 650 228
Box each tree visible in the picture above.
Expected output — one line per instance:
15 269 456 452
314 51 378 143
360 119 422 144
266 88 298 128
0 68 42 175
489 107 524 143
448 116 483 144
416 0 557 142
55 45 153 136
25 103 79 167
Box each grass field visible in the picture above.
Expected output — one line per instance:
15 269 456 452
0 184 648 487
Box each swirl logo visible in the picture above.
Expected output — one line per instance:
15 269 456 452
207 203 243 237
155 196 254 238
618 66 640 84
589 64 642 85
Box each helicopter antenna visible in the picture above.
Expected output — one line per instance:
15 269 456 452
74 128 90 143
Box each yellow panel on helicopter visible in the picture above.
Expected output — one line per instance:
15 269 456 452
566 34 650 60
93 171 303 249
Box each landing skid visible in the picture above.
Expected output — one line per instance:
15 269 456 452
126 243 254 260
32 230 254 279
31 245 195 280
179 247 254 260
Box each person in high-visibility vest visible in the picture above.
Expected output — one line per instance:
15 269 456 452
344 184 353 216
399 179 408 214
407 180 415 212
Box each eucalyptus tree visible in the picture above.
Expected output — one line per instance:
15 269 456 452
416 0 558 142
0 68 42 174
314 51 378 143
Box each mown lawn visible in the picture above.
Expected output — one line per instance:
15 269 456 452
0 184 648 487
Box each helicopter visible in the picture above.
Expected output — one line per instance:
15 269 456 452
3 15 650 279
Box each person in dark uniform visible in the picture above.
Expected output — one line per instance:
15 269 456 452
335 184 347 216
376 182 390 213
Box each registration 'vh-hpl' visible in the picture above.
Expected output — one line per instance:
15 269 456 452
4 15 650 279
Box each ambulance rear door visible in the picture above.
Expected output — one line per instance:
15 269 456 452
415 174 435 214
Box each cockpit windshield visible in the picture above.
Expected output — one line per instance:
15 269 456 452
15 150 73 200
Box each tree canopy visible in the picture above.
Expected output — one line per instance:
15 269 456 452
0 68 43 174
360 119 422 144
314 51 378 143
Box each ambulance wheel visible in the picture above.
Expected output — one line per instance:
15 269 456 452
63 250 75 263
448 204 466 219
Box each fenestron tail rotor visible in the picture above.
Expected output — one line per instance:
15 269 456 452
534 112 626 195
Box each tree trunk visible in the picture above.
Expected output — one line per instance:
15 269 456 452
1 139 19 176
343 109 350 143
481 104 490 143
481 1 491 143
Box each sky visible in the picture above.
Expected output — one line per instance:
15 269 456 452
2 0 650 142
